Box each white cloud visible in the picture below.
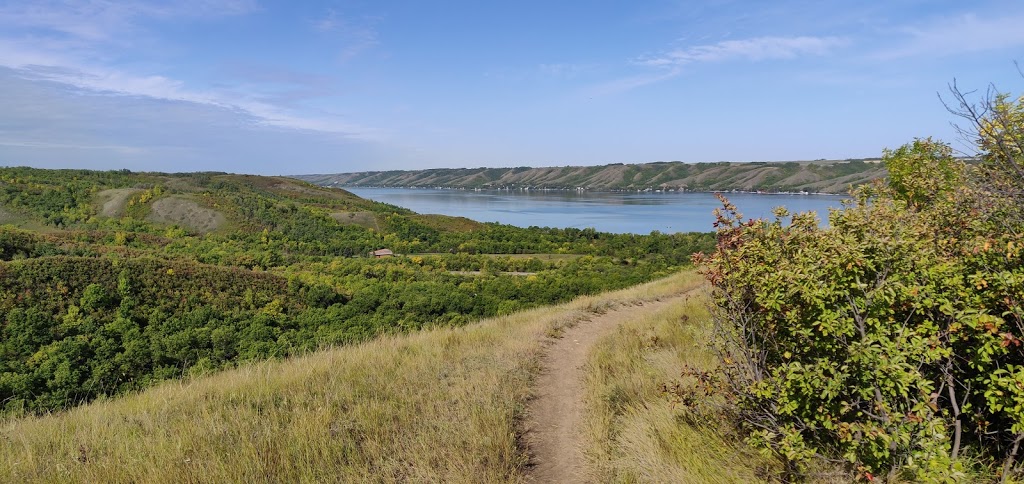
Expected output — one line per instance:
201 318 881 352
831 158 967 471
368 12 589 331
588 35 847 95
584 68 682 96
0 70 382 174
0 2 379 140
0 1 257 40
10 62 380 139
637 35 848 68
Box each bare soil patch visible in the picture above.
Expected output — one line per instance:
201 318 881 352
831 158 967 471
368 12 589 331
96 188 144 217
149 196 225 233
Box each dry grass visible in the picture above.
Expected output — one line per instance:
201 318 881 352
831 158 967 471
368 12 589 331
1 272 698 483
95 188 143 217
582 286 776 483
329 210 380 230
148 196 226 234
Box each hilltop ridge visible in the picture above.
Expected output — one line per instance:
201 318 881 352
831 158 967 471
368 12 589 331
295 159 886 194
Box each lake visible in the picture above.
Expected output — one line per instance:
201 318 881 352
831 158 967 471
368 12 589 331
346 187 847 234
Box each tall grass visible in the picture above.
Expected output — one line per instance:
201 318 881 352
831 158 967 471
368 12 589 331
582 287 776 483
1 271 700 483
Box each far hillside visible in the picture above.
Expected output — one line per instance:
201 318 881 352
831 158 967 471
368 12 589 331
295 159 886 194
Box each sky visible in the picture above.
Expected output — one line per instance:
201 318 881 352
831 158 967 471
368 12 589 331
1 1 1023 175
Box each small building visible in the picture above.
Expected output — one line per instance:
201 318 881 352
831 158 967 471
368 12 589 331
371 248 394 258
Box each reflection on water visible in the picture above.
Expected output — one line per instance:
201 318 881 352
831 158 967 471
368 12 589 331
346 187 847 234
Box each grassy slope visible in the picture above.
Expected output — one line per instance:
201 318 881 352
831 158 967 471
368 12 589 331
3 313 536 482
1 272 729 483
583 287 774 482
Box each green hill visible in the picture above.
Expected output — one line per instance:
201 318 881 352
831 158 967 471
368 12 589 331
0 167 713 416
295 159 886 194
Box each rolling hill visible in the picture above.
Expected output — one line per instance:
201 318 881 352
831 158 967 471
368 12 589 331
0 167 713 417
0 167 743 482
295 159 887 194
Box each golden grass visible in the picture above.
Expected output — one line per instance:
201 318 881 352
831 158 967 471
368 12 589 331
582 286 776 483
1 271 699 483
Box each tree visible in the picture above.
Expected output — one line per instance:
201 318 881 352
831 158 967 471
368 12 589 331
943 78 1024 231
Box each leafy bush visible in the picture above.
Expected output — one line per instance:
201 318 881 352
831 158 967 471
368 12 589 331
699 99 1024 480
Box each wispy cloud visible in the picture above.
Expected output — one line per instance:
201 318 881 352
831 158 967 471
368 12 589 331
0 1 378 140
0 68 379 173
589 35 847 95
584 69 683 96
0 0 257 41
875 12 1024 60
16 62 378 138
637 35 848 68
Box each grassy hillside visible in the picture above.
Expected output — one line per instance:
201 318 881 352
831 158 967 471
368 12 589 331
0 167 713 416
295 159 886 194
0 271 766 483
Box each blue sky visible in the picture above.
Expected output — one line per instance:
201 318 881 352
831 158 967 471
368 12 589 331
1 0 1023 175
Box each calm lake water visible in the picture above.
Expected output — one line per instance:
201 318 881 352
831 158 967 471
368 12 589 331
346 187 847 234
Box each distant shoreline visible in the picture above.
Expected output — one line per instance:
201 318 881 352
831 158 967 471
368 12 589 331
292 159 883 196
337 185 850 197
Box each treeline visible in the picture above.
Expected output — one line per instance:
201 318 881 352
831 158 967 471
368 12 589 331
0 168 713 415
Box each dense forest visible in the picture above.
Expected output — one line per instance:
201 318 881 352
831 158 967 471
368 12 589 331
0 168 713 415
295 158 886 194
695 88 1024 481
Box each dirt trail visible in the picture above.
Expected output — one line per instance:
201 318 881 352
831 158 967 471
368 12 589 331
525 292 691 483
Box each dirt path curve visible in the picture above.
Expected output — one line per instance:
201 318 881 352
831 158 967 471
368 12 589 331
525 291 692 483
